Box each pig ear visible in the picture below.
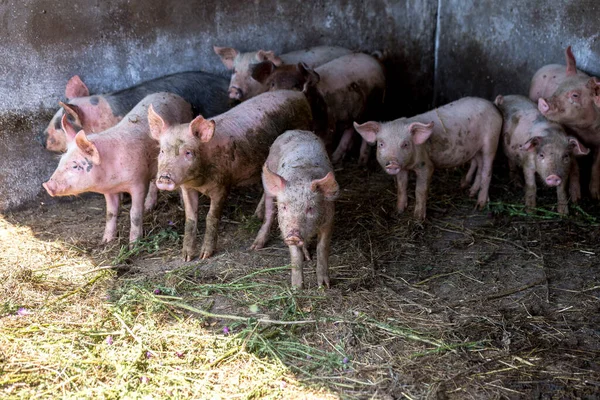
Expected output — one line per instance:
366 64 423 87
353 121 380 145
65 75 90 99
262 163 287 196
565 46 578 77
189 115 216 143
297 63 320 91
60 113 79 143
310 171 340 201
494 95 504 106
59 101 83 128
250 61 276 84
538 98 550 115
256 49 283 66
213 46 239 70
589 77 600 107
409 122 435 145
75 130 101 165
567 137 590 156
147 104 168 140
520 136 543 152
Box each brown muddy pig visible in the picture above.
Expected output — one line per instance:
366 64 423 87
250 130 339 289
536 50 600 198
44 71 230 153
529 46 588 102
495 95 588 215
148 90 313 261
213 45 351 102
250 53 386 165
354 97 502 220
43 93 194 243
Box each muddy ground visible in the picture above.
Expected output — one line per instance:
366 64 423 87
5 159 600 399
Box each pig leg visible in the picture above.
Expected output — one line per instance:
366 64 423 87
144 181 158 212
181 187 199 262
396 169 409 213
523 167 537 211
316 203 335 288
508 158 522 187
250 194 275 250
331 128 355 164
302 246 311 261
414 164 433 220
461 159 478 189
200 187 230 259
358 139 370 166
102 193 120 243
556 179 569 215
289 245 304 289
254 192 266 220
569 158 581 203
474 154 493 209
589 151 600 200
469 155 483 197
128 184 148 244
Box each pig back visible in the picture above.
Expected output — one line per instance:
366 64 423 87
267 130 332 181
414 97 502 168
207 91 313 186
529 64 588 102
280 46 353 68
316 53 386 123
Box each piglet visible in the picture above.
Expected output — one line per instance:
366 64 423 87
213 45 351 101
43 93 194 243
529 46 588 102
250 53 386 165
250 130 339 289
354 97 502 220
495 95 588 214
44 71 230 153
149 90 313 261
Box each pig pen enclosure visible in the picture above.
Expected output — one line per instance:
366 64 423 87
2 1 600 399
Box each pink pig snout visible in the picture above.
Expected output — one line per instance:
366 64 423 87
384 160 401 175
42 180 56 197
545 174 562 187
156 173 176 191
284 230 304 247
228 86 243 101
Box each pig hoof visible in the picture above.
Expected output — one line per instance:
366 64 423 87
317 277 330 289
200 246 214 260
302 246 311 261
358 156 369 166
182 249 195 262
249 241 264 251
557 204 569 215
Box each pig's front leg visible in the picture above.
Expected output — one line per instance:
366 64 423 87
556 179 569 215
181 187 199 262
331 127 355 164
461 158 478 189
144 180 158 212
413 164 433 221
200 187 229 259
254 192 266 220
523 166 537 211
316 202 335 288
569 158 581 203
395 169 409 213
102 193 120 243
358 139 370 166
128 184 148 244
589 150 600 200
289 245 304 289
250 194 275 250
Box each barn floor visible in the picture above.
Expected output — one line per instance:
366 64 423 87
1 161 600 399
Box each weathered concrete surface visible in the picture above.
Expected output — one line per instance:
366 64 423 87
434 0 600 105
0 0 437 211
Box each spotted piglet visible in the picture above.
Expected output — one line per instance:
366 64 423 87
251 130 339 289
354 97 502 220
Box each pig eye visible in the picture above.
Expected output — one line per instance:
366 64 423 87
572 93 579 98
185 150 192 157
281 203 287 211
307 206 313 214
401 142 408 149
378 141 384 148
538 153 545 159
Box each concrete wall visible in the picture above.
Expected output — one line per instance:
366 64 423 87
1 0 599 210
0 0 437 210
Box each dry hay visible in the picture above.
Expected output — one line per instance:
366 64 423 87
1 161 600 399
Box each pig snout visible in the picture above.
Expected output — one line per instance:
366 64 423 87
228 86 243 101
43 180 56 197
156 173 176 191
545 174 562 187
384 160 401 175
284 230 304 247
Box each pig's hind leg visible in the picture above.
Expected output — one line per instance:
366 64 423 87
144 180 158 212
568 158 581 203
250 194 275 250
129 183 149 245
331 127 355 164
102 193 120 243
461 158 478 189
474 153 493 209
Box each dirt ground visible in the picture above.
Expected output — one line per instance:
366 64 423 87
3 159 600 399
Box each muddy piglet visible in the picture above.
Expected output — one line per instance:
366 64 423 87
495 95 588 214
149 90 313 261
43 93 194 244
354 97 502 220
250 130 339 289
